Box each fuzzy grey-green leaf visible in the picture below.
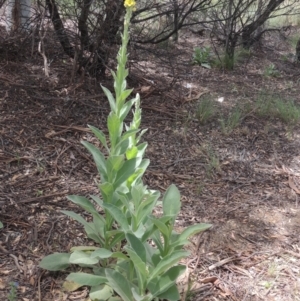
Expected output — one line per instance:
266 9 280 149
67 272 107 286
39 253 70 271
90 284 113 301
67 195 96 214
148 250 189 283
102 85 116 113
69 250 98 265
162 184 181 218
82 141 107 177
89 125 108 149
106 269 133 301
102 203 129 231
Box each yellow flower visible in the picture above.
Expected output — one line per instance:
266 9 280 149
124 0 136 9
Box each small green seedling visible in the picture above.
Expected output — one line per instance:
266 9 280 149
192 46 212 69
8 282 18 301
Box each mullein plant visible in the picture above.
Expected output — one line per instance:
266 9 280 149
39 1 212 300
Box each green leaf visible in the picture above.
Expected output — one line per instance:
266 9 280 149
136 142 148 157
126 159 149 188
91 248 113 259
151 253 162 267
82 141 107 178
114 158 138 188
99 182 114 202
88 125 108 150
138 158 150 172
90 284 113 301
0 221 3 229
143 240 158 267
148 250 189 283
107 155 125 173
141 224 156 244
126 170 142 188
126 146 138 160
150 216 170 237
106 229 123 238
131 183 146 203
115 138 130 155
108 297 123 301
84 222 104 244
61 210 90 229
124 246 148 277
132 287 152 301
116 192 131 211
148 265 186 297
136 192 160 224
126 233 146 262
129 158 149 181
137 129 147 143
108 112 122 147
116 258 132 275
111 70 117 82
90 195 103 207
159 216 174 224
108 232 126 249
201 63 211 69
172 223 212 248
106 269 133 301
102 203 129 231
93 267 107 277
151 229 164 254
66 272 107 286
120 129 140 142
132 221 147 239
162 184 181 218
39 253 70 271
92 213 106 238
63 280 82 292
168 232 186 250
67 195 97 214
102 85 116 113
62 212 103 244
70 246 99 252
119 88 133 102
110 251 129 260
69 250 99 265
156 283 180 301
120 98 134 121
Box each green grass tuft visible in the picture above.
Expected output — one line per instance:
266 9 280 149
195 96 215 124
220 107 243 134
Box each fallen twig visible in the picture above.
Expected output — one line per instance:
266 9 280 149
199 256 238 274
17 191 69 204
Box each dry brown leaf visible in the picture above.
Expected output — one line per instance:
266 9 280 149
29 276 35 286
184 90 209 102
288 175 300 194
45 130 56 138
199 276 218 284
215 281 234 298
140 86 152 93
63 280 82 292
12 174 22 181
0 279 5 290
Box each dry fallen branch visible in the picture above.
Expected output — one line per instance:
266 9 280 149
17 191 69 204
199 256 239 274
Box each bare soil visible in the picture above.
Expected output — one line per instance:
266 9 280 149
1 27 300 301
